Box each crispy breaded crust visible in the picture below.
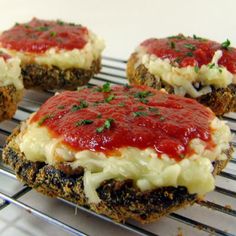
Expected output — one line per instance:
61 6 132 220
21 58 101 90
2 126 233 223
127 53 236 116
0 85 23 122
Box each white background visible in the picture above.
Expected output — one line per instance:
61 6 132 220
0 0 235 236
0 0 236 59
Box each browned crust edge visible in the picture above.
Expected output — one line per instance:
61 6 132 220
2 126 233 223
21 58 101 90
127 53 236 116
0 85 23 122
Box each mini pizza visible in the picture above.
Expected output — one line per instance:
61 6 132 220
0 50 23 122
3 84 233 223
127 34 236 115
0 18 105 90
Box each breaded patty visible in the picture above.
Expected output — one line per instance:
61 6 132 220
2 84 233 223
3 126 233 223
127 52 236 116
0 85 23 122
22 58 101 90
0 18 105 90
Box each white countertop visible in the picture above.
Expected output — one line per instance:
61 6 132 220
0 0 235 235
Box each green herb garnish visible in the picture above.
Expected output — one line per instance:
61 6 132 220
133 111 148 117
57 105 65 109
24 24 30 29
208 63 215 69
96 118 114 133
98 82 111 92
97 114 102 118
170 41 175 49
15 22 20 26
221 39 231 50
186 51 193 57
193 34 206 41
36 26 49 31
38 114 53 126
168 34 185 40
184 44 196 51
134 91 152 99
105 94 115 103
134 91 153 104
174 57 181 63
75 119 93 126
194 65 199 73
57 20 64 25
124 84 132 89
138 106 145 110
50 31 57 37
118 102 125 107
71 100 88 111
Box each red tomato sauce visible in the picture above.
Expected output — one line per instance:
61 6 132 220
0 51 11 61
141 35 236 73
31 84 214 161
0 18 88 53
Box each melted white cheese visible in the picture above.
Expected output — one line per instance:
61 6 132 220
0 31 105 70
136 48 234 98
0 57 23 90
17 117 232 203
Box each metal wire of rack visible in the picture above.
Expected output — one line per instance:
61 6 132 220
0 56 235 236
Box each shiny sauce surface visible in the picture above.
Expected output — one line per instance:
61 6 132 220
0 18 88 53
31 85 214 161
141 35 236 73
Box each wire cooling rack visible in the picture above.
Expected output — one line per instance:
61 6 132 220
0 56 235 236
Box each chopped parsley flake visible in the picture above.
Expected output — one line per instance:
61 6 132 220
138 106 145 110
97 82 111 92
194 65 199 73
208 63 215 69
221 39 231 50
134 91 153 99
38 114 53 126
168 34 185 40
75 119 93 126
105 94 115 103
186 51 193 57
97 114 102 118
193 34 206 41
118 102 125 107
24 24 30 29
50 31 57 37
174 57 181 63
133 111 148 117
71 100 88 111
57 105 65 109
184 44 196 51
170 41 175 49
57 20 64 25
124 84 132 89
96 118 114 133
134 91 153 104
36 26 49 31
15 22 20 26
